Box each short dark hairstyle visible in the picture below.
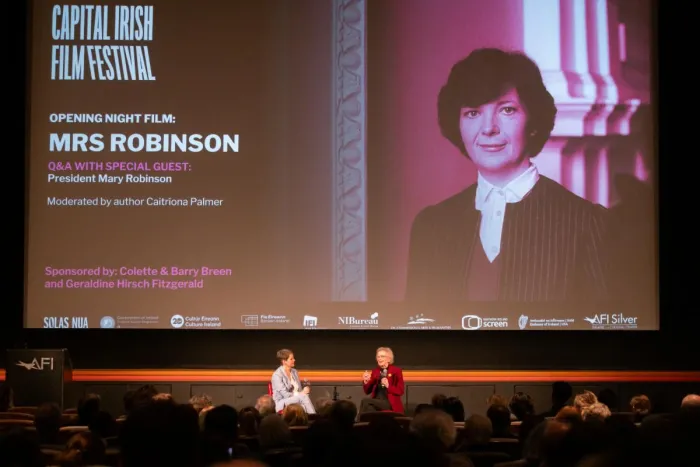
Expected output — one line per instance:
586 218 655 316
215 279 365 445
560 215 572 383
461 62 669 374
202 404 239 439
276 348 293 362
509 392 535 420
329 400 357 430
552 381 573 404
120 401 199 467
131 384 159 411
238 406 260 436
441 396 465 423
431 393 447 408
487 403 512 433
437 48 557 158
35 402 62 441
77 393 101 425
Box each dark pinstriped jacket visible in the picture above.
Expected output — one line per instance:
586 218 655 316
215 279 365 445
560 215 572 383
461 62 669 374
404 176 609 302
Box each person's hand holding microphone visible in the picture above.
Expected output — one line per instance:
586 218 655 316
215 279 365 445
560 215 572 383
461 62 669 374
380 368 389 388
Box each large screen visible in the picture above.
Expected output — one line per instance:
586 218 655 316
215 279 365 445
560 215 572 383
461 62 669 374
25 0 657 330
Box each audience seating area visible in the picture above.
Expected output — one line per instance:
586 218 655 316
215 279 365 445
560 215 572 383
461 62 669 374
0 381 698 466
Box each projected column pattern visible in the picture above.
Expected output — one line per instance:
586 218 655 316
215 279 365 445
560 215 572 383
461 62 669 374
523 0 649 207
332 0 367 301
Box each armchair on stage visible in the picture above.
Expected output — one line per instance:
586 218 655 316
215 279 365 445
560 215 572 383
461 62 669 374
4 349 73 410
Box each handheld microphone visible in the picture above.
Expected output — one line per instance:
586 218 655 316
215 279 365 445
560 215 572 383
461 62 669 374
380 368 388 386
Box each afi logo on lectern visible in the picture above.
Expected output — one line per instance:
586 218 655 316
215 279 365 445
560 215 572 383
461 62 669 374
16 358 54 371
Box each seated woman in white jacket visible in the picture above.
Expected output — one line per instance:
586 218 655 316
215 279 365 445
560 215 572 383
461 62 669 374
270 348 316 414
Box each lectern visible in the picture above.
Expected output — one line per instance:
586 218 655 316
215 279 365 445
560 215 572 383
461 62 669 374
4 349 72 410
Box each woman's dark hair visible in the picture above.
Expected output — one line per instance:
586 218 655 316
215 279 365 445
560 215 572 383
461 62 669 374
238 406 260 436
127 384 160 412
77 393 101 425
203 404 239 440
438 48 557 158
431 394 447 409
441 396 465 423
276 348 293 362
510 392 535 420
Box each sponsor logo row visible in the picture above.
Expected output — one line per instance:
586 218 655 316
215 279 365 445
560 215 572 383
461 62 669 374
40 313 639 330
240 313 639 330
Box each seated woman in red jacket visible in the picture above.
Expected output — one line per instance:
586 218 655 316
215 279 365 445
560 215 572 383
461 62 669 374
360 347 405 413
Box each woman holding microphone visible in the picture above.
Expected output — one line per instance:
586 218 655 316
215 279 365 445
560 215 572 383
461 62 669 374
359 347 405 413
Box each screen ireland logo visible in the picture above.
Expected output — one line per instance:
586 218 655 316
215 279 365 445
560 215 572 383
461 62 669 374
100 316 116 328
462 315 509 330
303 315 318 328
518 315 529 329
16 357 54 371
170 314 185 328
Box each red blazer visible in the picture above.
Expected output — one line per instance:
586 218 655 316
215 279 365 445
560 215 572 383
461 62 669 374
362 365 404 413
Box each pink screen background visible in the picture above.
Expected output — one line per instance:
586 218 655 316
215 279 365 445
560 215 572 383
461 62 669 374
366 0 653 301
25 0 655 329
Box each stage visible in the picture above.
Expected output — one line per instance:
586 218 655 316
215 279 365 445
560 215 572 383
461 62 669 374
2 369 699 383
2 368 697 417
